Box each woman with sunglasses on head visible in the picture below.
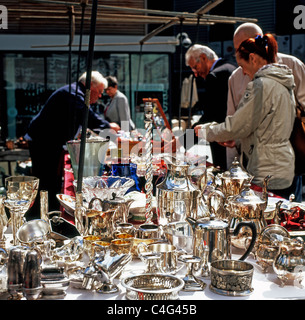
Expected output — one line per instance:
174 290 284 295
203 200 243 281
195 33 296 199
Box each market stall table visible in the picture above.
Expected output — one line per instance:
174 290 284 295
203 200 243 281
0 228 304 301
0 148 30 176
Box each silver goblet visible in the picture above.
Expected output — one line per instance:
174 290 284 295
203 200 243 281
4 176 39 245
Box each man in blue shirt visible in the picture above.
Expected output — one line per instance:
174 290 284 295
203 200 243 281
26 71 120 217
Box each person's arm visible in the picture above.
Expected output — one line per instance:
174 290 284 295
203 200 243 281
87 107 110 130
206 82 259 143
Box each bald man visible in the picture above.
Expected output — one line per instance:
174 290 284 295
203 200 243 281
226 22 305 201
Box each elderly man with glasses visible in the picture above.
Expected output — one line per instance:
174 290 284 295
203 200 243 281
185 44 236 169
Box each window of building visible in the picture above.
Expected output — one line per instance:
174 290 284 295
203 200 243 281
1 51 170 139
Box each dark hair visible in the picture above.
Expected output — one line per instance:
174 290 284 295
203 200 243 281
237 33 278 64
105 76 118 88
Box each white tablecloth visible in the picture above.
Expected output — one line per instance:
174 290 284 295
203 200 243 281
1 228 305 301
63 261 305 301
51 248 305 301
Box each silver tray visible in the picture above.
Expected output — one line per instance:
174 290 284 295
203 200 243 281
121 273 184 300
56 194 88 216
56 194 76 216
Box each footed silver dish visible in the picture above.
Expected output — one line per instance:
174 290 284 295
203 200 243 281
121 273 184 300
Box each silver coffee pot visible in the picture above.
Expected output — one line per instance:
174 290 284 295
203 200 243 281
186 214 257 263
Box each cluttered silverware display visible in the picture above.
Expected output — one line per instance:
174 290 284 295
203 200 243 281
0 153 305 301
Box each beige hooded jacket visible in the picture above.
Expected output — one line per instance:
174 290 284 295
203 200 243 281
205 64 296 190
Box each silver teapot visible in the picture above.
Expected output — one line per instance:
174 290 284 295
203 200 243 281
85 195 134 237
219 157 253 197
101 193 135 225
227 176 271 249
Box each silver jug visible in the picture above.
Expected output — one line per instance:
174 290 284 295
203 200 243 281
156 156 202 225
273 238 305 287
66 136 109 178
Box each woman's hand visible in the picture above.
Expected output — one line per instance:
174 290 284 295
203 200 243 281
218 140 236 148
194 124 206 137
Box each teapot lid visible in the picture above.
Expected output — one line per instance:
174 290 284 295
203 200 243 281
230 181 266 205
226 157 252 180
196 214 228 230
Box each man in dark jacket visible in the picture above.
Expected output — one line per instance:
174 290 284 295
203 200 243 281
185 44 236 169
25 71 120 217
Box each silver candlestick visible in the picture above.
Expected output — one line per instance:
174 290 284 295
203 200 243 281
144 101 153 224
75 191 86 236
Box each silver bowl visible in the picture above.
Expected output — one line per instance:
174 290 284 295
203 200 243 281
41 277 70 298
17 219 50 244
121 273 184 300
210 260 254 296
73 175 135 203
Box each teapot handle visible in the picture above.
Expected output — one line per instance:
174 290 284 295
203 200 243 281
233 221 257 261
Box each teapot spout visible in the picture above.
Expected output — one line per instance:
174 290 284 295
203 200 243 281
274 200 283 225
262 175 272 202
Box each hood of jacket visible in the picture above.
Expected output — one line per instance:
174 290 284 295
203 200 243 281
254 63 295 91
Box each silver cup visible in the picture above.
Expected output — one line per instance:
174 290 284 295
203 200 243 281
137 224 160 239
138 243 179 274
114 223 136 237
